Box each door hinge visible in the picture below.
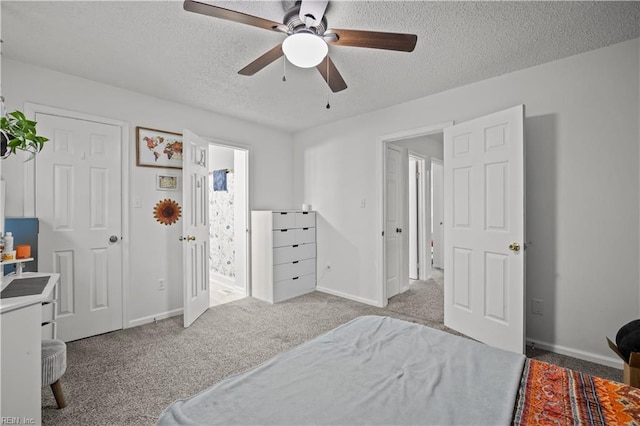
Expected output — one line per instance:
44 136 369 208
382 231 385 237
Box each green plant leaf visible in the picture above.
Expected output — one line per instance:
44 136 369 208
1 109 49 158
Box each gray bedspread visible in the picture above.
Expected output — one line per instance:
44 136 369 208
158 316 525 425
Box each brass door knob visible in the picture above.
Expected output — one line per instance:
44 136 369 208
509 242 521 252
187 235 196 241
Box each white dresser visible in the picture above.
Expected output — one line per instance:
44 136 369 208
251 211 316 303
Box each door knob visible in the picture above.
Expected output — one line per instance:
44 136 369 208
179 236 196 241
396 228 403 233
509 242 521 252
109 235 118 243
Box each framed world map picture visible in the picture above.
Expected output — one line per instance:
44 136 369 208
136 126 183 169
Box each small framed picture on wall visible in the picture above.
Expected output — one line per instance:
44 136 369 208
156 174 179 191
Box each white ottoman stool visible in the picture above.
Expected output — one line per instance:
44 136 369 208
41 339 67 408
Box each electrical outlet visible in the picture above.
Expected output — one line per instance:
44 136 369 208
531 298 544 315
158 278 165 291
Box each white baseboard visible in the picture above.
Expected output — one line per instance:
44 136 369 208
527 337 623 370
316 286 382 307
127 308 183 328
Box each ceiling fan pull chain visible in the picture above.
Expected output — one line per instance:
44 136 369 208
282 57 287 82
326 56 331 109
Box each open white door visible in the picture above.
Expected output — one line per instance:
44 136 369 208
385 144 402 299
182 129 210 327
443 105 525 354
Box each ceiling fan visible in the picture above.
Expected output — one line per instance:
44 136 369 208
183 0 418 93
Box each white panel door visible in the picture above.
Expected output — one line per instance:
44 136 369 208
443 105 525 354
431 159 444 269
385 145 402 299
182 130 210 327
35 113 122 342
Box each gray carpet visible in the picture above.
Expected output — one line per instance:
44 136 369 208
41 278 623 425
386 279 444 323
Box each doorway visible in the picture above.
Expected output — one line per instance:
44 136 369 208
380 123 450 308
408 152 428 281
208 143 249 307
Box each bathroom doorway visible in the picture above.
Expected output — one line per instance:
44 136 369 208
208 144 249 307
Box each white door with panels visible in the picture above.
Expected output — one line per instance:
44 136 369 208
385 144 402 299
182 130 210 327
443 105 525 354
35 113 123 342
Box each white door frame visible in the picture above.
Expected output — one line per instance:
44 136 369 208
377 121 453 307
408 151 429 281
431 158 444 270
23 102 130 329
204 136 251 299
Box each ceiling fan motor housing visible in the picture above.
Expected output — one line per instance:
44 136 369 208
284 4 327 35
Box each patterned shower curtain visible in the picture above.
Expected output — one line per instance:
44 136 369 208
209 172 235 278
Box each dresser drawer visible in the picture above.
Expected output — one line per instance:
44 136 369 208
274 273 316 302
42 301 55 322
295 212 315 228
273 243 316 265
272 212 295 230
273 258 316 282
272 229 296 248
295 227 315 244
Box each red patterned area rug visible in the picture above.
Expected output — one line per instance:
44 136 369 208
514 359 640 425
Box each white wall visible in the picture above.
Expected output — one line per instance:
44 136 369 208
1 58 294 326
293 38 640 365
208 145 234 172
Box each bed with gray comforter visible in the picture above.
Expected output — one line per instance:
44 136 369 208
158 315 525 425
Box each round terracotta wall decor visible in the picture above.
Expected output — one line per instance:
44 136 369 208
153 199 181 225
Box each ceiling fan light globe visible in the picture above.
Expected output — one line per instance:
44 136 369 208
282 33 328 68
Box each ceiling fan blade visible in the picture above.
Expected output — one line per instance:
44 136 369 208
184 0 286 32
316 56 347 93
299 0 329 28
327 29 417 52
238 44 284 76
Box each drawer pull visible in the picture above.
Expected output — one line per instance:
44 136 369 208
280 212 288 215
293 244 299 248
292 261 299 264
303 227 309 230
280 229 288 232
302 212 308 215
292 276 299 280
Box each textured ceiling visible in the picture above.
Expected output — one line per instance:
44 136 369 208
2 1 639 132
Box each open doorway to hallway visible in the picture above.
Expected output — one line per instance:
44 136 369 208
385 131 444 321
208 144 249 307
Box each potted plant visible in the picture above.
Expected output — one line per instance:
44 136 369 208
1 110 49 159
